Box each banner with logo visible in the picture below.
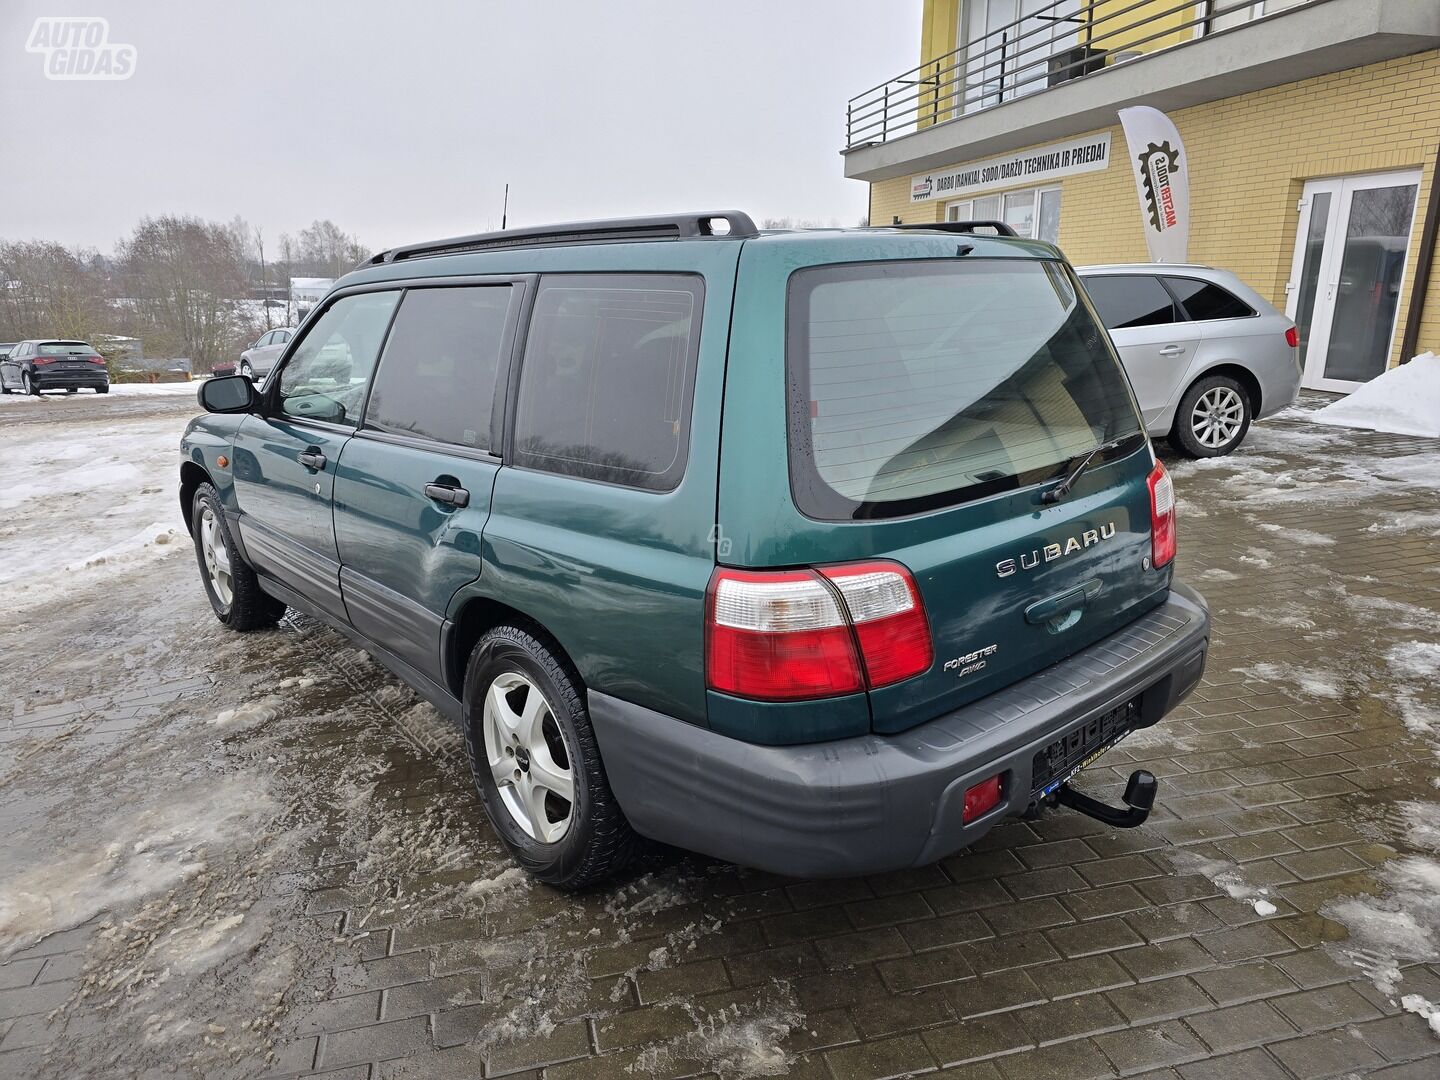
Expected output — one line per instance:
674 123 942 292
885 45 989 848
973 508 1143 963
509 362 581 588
909 133 1111 204
1118 106 1190 263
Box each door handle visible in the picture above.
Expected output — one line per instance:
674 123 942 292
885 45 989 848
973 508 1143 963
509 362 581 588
424 482 470 508
297 447 326 470
1158 345 1185 357
1025 579 1103 626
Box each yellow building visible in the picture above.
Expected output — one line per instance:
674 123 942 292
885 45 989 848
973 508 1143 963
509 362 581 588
845 0 1440 392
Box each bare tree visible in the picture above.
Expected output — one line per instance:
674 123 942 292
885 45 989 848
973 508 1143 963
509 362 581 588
0 241 109 343
117 215 257 368
295 219 368 278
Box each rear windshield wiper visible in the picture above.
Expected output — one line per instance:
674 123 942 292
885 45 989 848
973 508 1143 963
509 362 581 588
1040 435 1136 505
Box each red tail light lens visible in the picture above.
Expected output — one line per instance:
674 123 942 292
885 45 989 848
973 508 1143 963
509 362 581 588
705 560 932 701
88 355 105 365
1284 326 1299 349
34 356 55 365
963 774 1003 823
817 561 932 687
706 569 863 701
1147 461 1176 568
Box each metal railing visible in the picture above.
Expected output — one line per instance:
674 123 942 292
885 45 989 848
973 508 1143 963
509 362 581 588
845 0 1319 149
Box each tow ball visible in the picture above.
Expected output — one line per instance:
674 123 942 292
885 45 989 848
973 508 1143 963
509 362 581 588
1054 769 1157 829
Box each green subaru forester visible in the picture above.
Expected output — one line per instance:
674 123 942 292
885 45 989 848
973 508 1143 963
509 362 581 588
181 212 1209 888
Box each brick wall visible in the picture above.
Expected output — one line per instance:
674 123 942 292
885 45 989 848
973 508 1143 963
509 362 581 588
869 50 1440 367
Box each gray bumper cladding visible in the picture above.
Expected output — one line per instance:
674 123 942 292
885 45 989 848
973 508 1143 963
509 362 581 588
589 583 1210 878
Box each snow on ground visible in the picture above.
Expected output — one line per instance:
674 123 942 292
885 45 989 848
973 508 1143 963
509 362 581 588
0 412 190 616
1314 352 1440 438
1 379 205 401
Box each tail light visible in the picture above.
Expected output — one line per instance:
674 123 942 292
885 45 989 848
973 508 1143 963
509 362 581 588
88 355 105 365
1147 461 1176 568
1284 326 1299 348
34 356 55 366
706 561 932 702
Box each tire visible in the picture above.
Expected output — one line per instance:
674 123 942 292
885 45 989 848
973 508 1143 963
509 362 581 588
23 371 38 396
190 482 286 630
240 361 254 380
66 388 77 394
96 384 109 394
463 625 637 889
0 377 10 395
1168 374 1252 458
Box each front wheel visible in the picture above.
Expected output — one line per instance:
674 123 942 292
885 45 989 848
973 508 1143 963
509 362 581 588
240 361 254 380
1169 374 1251 458
190 482 285 630
463 625 637 889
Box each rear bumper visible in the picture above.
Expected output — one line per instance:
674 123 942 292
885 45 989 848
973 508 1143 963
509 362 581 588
590 582 1209 877
34 370 108 389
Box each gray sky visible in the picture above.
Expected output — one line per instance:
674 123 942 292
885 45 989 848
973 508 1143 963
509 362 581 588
0 0 920 253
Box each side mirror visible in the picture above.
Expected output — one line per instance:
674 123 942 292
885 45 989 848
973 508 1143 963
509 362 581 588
198 374 256 413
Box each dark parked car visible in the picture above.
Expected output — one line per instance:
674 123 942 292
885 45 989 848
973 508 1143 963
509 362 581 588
0 339 110 395
180 213 1209 888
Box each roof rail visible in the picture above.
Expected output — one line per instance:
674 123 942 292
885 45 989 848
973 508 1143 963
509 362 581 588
368 211 759 265
884 220 1019 237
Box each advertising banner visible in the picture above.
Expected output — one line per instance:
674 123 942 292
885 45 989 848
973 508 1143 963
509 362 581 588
1118 106 1191 263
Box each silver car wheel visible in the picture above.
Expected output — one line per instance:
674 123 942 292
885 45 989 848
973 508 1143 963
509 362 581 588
1191 386 1245 449
483 671 574 843
199 505 234 608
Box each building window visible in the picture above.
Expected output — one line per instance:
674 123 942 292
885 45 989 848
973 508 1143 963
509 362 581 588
947 184 1061 243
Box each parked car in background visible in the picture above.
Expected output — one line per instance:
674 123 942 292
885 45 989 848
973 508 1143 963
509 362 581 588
0 339 110 395
180 214 1209 888
238 327 295 381
1078 265 1300 457
0 344 16 364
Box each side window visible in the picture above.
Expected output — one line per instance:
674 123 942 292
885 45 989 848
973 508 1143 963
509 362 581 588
365 285 516 450
1163 277 1256 321
513 273 703 492
258 332 276 347
1083 275 1179 329
276 290 399 427
276 331 291 343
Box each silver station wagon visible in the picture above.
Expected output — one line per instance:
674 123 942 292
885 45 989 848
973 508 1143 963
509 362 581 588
1078 264 1301 457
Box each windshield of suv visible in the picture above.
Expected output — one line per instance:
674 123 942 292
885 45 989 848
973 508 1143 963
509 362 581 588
787 258 1143 520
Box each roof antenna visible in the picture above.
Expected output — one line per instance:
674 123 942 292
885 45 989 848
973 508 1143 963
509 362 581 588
501 183 509 230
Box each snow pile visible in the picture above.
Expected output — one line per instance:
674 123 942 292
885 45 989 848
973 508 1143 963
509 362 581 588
1313 352 1440 437
1384 642 1440 737
1233 661 1342 700
212 696 282 731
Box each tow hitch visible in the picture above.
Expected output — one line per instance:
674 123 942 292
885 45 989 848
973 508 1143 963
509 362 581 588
1055 769 1157 828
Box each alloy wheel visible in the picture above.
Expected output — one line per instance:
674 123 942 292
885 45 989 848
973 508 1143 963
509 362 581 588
1190 386 1245 449
482 671 574 843
199 505 234 608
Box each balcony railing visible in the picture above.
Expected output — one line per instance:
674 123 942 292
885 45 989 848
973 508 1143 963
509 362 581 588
845 0 1319 149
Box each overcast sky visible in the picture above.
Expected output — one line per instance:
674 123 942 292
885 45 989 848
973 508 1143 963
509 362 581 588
0 1 920 253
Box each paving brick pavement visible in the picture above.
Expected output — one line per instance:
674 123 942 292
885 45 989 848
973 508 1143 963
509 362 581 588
1 399 1438 1079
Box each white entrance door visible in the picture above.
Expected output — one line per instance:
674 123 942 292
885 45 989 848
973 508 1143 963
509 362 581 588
1285 169 1421 392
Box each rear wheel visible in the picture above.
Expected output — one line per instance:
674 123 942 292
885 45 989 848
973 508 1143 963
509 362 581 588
96 384 108 394
190 482 285 630
463 625 637 889
23 371 38 396
1168 374 1251 458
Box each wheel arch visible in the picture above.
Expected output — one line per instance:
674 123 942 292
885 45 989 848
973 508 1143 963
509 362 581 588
179 460 212 536
445 595 582 703
1171 363 1262 435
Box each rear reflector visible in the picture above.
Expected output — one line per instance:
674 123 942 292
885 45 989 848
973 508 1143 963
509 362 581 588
963 774 1003 823
1284 326 1299 349
706 560 932 702
1147 461 1176 568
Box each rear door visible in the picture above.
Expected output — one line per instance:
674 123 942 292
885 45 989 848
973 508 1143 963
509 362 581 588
333 279 523 684
722 242 1167 735
231 289 400 620
1082 273 1194 432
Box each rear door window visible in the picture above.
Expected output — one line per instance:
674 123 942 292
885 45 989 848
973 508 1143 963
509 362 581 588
276 290 399 427
365 285 517 450
1163 276 1256 321
512 273 703 491
1083 275 1179 329
788 259 1143 520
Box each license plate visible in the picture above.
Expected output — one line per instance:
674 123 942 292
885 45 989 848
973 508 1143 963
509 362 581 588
1030 700 1138 798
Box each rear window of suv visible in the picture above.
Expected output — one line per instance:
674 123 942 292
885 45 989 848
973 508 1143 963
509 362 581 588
787 259 1143 520
37 342 92 355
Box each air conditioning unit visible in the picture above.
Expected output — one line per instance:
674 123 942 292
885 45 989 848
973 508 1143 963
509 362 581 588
1048 46 1107 87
